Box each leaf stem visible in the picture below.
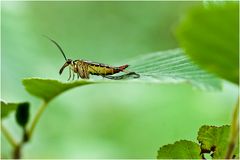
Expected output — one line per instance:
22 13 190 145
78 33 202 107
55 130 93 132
225 97 239 159
13 144 21 159
27 101 48 139
1 123 18 147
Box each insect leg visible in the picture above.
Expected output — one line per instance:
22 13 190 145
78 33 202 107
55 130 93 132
72 73 75 80
105 72 140 80
67 67 72 81
122 69 140 78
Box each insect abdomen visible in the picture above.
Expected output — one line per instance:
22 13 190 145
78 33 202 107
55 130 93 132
118 64 129 71
88 64 128 76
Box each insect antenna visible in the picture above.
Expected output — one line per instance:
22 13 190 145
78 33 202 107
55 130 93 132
43 35 67 61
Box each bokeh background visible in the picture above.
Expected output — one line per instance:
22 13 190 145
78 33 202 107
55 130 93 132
1 1 238 158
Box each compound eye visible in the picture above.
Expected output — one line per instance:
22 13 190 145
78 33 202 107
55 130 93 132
67 59 72 64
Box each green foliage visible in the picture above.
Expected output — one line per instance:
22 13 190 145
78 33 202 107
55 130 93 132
157 140 201 159
15 102 30 128
2 48 222 158
1 1 237 158
1 101 30 128
157 125 239 159
22 49 222 102
127 48 221 90
22 78 93 102
176 2 239 84
1 101 25 119
198 125 239 159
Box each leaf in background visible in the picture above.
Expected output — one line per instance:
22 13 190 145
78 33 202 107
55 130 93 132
197 125 239 159
157 140 201 159
22 49 222 102
127 48 221 90
1 101 25 119
176 2 239 84
15 102 30 128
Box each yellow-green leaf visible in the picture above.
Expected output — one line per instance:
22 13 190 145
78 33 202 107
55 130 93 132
157 140 201 159
197 125 239 159
1 101 26 119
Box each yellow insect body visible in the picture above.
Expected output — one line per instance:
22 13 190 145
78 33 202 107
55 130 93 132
45 36 139 80
66 60 128 79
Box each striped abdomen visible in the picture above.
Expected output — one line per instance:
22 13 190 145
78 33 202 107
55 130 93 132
87 62 128 76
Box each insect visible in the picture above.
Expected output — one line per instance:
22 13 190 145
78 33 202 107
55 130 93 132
45 36 140 80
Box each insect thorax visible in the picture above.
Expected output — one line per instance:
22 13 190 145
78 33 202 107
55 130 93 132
70 60 83 73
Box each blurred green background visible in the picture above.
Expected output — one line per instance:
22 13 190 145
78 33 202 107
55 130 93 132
1 1 238 158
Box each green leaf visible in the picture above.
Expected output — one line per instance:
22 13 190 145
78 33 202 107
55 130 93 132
1 101 22 119
157 140 202 159
15 102 30 128
176 2 239 84
22 49 221 102
22 79 94 102
197 125 238 159
127 48 221 90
